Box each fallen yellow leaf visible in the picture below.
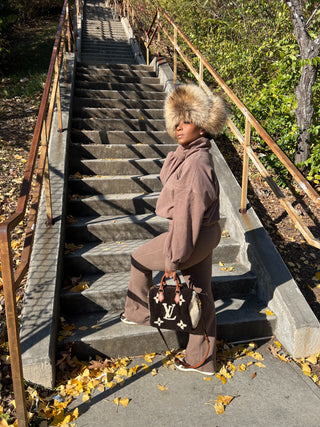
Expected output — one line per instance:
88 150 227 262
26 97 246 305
70 283 89 293
144 352 156 363
82 393 90 402
302 363 311 376
214 401 225 414
113 397 130 408
158 384 168 391
217 395 234 405
250 352 264 361
306 355 318 364
265 309 275 316
117 367 129 377
255 362 266 368
216 373 227 384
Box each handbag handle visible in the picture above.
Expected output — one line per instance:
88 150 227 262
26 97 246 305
159 274 182 304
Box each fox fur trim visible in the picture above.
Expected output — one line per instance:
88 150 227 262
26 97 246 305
164 84 228 139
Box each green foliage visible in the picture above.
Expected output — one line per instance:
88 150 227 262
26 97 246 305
131 0 320 181
0 15 59 99
0 0 18 63
7 0 64 22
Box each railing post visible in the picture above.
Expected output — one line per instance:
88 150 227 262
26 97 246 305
146 36 150 66
0 229 28 426
174 26 177 85
157 9 160 43
41 123 53 226
199 56 203 87
240 117 251 213
55 59 63 133
66 2 71 52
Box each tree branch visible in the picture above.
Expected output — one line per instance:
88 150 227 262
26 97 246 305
306 5 320 29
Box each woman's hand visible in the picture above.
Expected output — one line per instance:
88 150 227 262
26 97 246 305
165 268 177 280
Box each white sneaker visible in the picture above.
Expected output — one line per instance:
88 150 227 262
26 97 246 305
120 313 138 325
175 360 215 376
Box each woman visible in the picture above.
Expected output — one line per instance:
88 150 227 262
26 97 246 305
121 84 228 375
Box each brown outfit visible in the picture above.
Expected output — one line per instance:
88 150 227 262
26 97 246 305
124 137 221 372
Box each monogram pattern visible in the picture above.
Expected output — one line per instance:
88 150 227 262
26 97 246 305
149 285 201 333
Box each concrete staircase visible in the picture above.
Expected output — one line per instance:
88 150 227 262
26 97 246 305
58 0 275 359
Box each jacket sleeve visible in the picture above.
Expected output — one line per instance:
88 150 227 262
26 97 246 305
164 167 213 271
160 146 185 184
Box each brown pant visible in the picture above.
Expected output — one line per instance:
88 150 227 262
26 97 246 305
124 222 221 373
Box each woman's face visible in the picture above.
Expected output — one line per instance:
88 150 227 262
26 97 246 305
175 121 203 146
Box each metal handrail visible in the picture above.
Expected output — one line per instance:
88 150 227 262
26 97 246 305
0 1 79 424
122 0 320 249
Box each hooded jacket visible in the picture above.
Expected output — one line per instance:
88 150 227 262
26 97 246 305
155 137 220 271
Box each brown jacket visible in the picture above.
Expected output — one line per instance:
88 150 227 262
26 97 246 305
156 137 220 271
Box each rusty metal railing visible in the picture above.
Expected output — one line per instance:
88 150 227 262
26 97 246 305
122 0 320 249
0 1 80 424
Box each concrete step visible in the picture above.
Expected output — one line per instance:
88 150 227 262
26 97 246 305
73 108 164 120
81 44 132 53
81 41 131 48
64 238 241 276
82 25 125 34
80 51 135 61
76 75 160 86
73 88 166 100
65 213 227 244
65 213 169 243
70 130 172 144
71 118 166 131
58 295 275 359
69 158 164 175
73 98 164 110
79 58 136 65
76 63 157 72
69 142 173 160
76 68 157 78
80 55 136 64
68 192 160 216
68 173 162 195
61 264 256 314
75 81 163 92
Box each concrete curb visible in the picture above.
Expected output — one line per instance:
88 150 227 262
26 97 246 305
20 53 75 387
121 16 146 65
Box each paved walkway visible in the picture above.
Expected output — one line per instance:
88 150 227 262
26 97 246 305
69 340 320 426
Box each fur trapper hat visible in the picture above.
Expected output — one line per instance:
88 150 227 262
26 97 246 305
164 84 228 139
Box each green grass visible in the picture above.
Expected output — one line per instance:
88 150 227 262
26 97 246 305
0 15 60 98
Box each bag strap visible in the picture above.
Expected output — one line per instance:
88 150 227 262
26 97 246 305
156 318 210 369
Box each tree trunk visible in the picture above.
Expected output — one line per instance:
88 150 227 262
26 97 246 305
294 62 317 163
286 0 320 164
